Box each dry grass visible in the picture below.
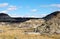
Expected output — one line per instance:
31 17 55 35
0 26 60 39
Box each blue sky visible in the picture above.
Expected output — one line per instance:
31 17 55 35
0 0 60 17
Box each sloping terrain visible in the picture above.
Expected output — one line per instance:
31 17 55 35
36 11 60 34
0 11 60 39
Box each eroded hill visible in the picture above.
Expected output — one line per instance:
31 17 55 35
0 11 60 39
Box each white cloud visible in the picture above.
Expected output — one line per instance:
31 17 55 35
0 5 17 13
8 6 17 11
38 14 47 18
0 3 19 14
40 4 60 8
10 14 24 17
0 3 8 7
50 4 60 8
0 10 8 13
31 9 37 12
23 14 47 18
10 13 47 18
35 14 47 18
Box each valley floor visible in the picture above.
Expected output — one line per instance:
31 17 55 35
0 26 60 39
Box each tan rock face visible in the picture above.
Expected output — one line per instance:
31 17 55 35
37 11 60 34
46 11 60 34
0 11 60 35
19 19 45 28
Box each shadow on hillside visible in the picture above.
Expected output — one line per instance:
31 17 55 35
0 13 41 23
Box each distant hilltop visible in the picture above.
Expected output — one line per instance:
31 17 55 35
0 13 40 22
43 11 60 21
0 11 60 22
0 11 60 34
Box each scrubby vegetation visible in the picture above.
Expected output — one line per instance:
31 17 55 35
0 11 60 39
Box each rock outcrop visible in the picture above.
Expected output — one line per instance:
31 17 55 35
37 11 60 34
0 11 60 35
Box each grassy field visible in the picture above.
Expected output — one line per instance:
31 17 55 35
0 26 60 39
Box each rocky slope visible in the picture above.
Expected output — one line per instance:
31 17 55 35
0 11 60 35
37 11 60 34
